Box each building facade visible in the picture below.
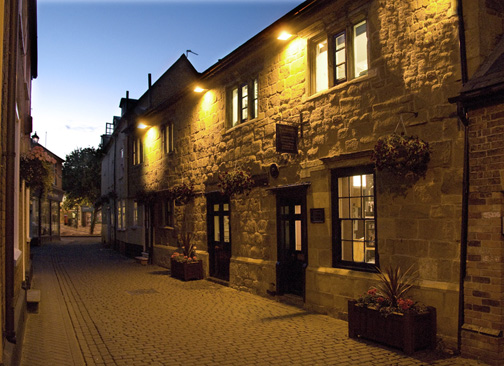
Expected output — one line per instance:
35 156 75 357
101 0 504 363
29 140 64 245
1 0 38 364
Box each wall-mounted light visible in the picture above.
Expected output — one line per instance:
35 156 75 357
278 31 293 41
194 86 206 93
137 123 148 129
31 132 39 143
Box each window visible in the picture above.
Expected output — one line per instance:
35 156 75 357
229 78 258 127
332 166 376 270
117 199 126 230
353 20 368 77
162 123 174 154
334 32 346 83
133 201 139 226
162 199 173 227
133 138 143 165
315 39 328 93
311 19 368 93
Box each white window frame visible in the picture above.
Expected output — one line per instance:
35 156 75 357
229 77 258 128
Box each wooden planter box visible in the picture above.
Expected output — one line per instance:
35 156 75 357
170 259 203 281
348 300 436 354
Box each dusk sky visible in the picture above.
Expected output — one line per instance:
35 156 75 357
32 0 305 159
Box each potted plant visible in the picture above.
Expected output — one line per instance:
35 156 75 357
348 265 436 354
372 133 431 179
218 168 254 197
169 181 194 205
170 231 203 281
20 146 56 197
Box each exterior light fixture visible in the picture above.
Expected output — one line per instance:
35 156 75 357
31 132 39 143
137 123 148 129
194 86 206 93
278 31 293 41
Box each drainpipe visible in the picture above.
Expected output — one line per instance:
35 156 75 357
4 0 20 344
456 0 469 354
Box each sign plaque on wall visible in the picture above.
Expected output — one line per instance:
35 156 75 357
310 208 325 223
276 124 298 154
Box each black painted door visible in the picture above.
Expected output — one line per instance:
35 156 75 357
277 194 307 297
207 194 231 281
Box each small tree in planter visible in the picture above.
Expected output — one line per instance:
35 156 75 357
372 133 431 180
348 265 436 354
170 231 203 281
20 146 56 197
218 168 254 197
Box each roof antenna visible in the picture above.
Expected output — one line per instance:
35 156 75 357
186 50 198 58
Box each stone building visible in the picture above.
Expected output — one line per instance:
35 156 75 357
101 0 504 362
0 0 38 364
29 138 64 245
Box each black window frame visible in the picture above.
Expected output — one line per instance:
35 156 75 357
162 198 174 228
331 165 378 272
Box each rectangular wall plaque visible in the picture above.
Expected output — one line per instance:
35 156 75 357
310 208 325 223
276 124 298 154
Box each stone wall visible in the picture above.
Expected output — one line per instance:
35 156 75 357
464 103 504 364
125 0 480 349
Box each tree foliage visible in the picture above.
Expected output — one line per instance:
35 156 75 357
62 146 103 212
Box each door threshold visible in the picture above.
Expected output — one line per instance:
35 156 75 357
276 293 305 308
207 276 230 287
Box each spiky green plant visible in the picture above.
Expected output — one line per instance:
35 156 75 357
375 265 417 308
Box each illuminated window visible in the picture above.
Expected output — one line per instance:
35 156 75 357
334 32 346 83
229 77 258 128
133 201 139 226
353 20 368 77
162 123 174 154
117 199 126 230
315 39 328 93
132 137 143 165
311 19 368 94
332 166 377 270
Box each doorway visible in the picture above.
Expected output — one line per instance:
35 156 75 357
207 193 231 281
276 188 307 298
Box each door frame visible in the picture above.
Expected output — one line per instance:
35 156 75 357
273 184 309 299
206 192 231 281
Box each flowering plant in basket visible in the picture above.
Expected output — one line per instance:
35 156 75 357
355 265 427 316
372 134 431 179
169 181 194 204
218 168 254 197
20 146 57 197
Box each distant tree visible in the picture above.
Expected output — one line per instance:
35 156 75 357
62 146 104 234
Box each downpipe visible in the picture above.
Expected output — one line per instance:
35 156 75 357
456 0 469 354
4 0 20 344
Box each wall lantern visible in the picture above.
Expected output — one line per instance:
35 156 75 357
278 31 293 41
194 86 207 93
31 131 39 143
137 123 148 129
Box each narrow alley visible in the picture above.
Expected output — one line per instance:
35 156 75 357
20 238 488 366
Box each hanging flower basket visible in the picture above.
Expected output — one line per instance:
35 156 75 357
20 146 56 197
372 134 431 179
218 168 254 197
169 181 194 205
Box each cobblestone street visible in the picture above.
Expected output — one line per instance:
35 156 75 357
20 238 489 366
